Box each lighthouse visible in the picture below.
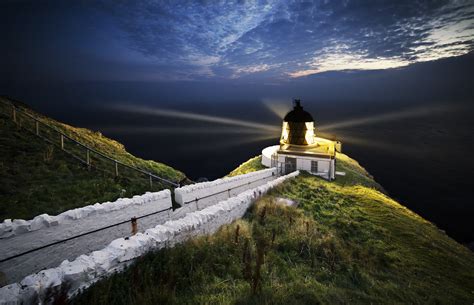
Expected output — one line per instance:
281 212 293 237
261 99 341 180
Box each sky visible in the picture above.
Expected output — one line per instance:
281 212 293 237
1 0 474 83
1 1 474 243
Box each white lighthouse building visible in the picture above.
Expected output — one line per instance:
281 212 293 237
261 100 341 180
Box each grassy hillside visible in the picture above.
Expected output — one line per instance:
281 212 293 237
73 154 474 305
0 97 185 221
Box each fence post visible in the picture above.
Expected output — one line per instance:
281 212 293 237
149 175 153 188
86 149 90 170
60 134 64 150
12 106 16 123
35 121 39 135
115 161 119 177
131 217 138 235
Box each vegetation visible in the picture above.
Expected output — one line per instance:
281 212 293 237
72 153 474 304
0 97 185 221
227 156 266 177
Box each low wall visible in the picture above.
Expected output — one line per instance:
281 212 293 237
0 168 277 242
261 146 279 167
0 169 275 286
0 191 173 285
0 171 299 304
174 168 277 209
0 191 172 240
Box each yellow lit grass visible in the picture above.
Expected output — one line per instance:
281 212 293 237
74 153 474 304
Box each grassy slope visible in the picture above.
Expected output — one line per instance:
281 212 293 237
73 154 474 304
0 98 184 221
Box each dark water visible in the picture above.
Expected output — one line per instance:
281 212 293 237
2 55 473 244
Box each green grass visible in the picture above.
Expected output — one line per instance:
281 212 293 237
0 97 185 221
72 154 474 304
227 156 266 177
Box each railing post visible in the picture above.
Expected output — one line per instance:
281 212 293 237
60 134 64 150
35 121 39 135
12 106 16 123
149 175 153 188
131 217 138 235
115 161 119 177
86 149 90 170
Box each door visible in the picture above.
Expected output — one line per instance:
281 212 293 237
285 157 296 174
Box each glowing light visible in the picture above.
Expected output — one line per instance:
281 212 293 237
262 98 292 119
92 126 272 135
280 122 289 143
318 104 453 131
112 104 280 133
304 122 315 145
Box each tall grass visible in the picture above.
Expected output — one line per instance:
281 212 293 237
7 104 471 304
73 168 474 304
0 99 184 221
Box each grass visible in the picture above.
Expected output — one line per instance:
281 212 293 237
0 97 185 221
72 153 474 304
227 156 266 177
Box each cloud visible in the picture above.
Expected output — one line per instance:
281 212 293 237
288 44 410 77
231 63 276 78
98 0 474 80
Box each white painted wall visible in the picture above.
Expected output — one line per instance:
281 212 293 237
0 171 299 305
174 168 277 208
277 154 335 180
0 191 172 240
0 168 278 288
262 145 279 167
0 191 173 286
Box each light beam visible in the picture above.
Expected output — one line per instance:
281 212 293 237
318 104 453 131
113 104 280 133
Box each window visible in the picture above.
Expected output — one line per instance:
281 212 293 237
311 161 318 173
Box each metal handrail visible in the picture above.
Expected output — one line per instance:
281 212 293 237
0 98 179 187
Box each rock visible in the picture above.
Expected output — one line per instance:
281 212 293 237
12 219 30 234
275 197 298 207
60 256 95 292
30 214 58 231
0 283 21 305
0 220 13 239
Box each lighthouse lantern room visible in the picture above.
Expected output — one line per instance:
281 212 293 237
261 100 341 180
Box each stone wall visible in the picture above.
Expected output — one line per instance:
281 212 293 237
0 171 299 304
174 168 277 209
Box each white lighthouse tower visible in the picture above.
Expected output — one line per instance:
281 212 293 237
261 99 341 180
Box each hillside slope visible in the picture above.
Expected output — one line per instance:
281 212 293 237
0 97 185 221
73 154 474 305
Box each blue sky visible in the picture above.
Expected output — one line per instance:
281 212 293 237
1 0 473 82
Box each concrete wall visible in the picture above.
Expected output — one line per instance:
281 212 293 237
0 171 299 305
0 168 277 242
262 145 279 167
0 169 277 286
174 168 277 209
0 191 173 286
0 191 172 240
277 154 335 180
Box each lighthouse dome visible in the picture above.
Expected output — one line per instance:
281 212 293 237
280 100 315 146
283 100 313 122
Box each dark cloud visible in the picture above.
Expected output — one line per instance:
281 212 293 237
1 0 473 81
